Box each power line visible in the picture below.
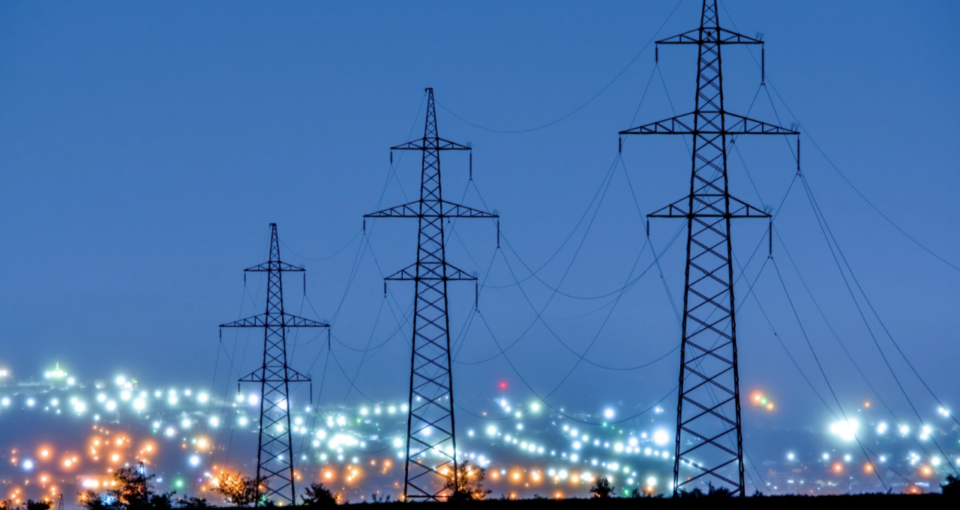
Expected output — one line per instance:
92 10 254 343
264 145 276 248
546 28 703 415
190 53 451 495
436 0 685 134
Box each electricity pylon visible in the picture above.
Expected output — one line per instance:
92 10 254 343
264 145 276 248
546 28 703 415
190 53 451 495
365 88 497 501
619 0 798 497
220 223 329 506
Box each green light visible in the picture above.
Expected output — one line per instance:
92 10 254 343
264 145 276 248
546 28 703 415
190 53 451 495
761 398 768 405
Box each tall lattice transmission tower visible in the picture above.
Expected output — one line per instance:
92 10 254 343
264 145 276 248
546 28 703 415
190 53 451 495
619 0 798 496
220 223 330 506
365 88 498 501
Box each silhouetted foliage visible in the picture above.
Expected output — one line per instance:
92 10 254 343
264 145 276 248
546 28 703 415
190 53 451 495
629 488 663 499
301 483 339 507
368 493 390 504
25 501 50 510
678 488 704 499
445 461 492 501
78 467 175 510
943 474 960 498
210 473 261 508
706 482 733 498
177 497 209 509
589 477 615 499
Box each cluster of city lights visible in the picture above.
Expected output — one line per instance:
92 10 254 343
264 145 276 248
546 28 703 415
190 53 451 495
0 364 957 502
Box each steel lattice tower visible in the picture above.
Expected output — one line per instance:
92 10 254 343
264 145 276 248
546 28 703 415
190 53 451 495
619 0 797 496
220 223 329 506
365 88 497 501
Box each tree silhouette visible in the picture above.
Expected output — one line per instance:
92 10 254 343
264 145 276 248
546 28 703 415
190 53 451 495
211 473 261 508
590 477 615 499
444 461 492 501
943 474 960 498
79 467 174 510
300 483 339 507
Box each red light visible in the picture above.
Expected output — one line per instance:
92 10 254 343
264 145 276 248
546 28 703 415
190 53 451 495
498 381 508 390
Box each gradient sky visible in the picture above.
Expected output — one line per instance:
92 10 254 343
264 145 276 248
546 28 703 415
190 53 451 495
0 0 958 446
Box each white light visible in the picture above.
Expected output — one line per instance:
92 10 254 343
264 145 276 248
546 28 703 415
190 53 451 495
646 477 657 487
603 408 615 420
209 417 220 427
822 453 830 461
198 393 209 404
486 426 497 436
360 408 368 416
787 453 795 461
115 376 126 386
570 454 579 462
133 399 146 411
316 430 327 440
653 430 670 446
238 417 249 426
572 441 582 450
879 455 887 463
628 437 639 447
899 425 910 436
27 398 35 407
120 391 131 401
105 400 117 412
189 455 200 467
247 394 258 406
932 457 941 467
531 403 540 412
829 419 859 442
1 398 9 406
920 425 932 440
165 427 176 437
23 460 34 470
168 394 178 405
181 418 191 429
393 438 403 448
876 422 888 435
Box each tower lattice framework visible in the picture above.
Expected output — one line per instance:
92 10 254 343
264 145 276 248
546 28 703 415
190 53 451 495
220 223 329 506
620 0 797 496
365 88 497 501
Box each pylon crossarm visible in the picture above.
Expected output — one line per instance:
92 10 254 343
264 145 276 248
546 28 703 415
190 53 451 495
366 199 496 219
724 112 798 135
244 261 304 272
620 111 795 136
657 27 763 45
239 367 311 384
391 137 472 151
385 262 477 281
647 195 768 219
219 313 329 328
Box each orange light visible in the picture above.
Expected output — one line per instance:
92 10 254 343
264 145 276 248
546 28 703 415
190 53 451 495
512 472 521 481
833 463 843 473
921 466 932 477
554 492 563 499
40 450 50 458
864 464 873 473
864 401 871 408
766 403 774 410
